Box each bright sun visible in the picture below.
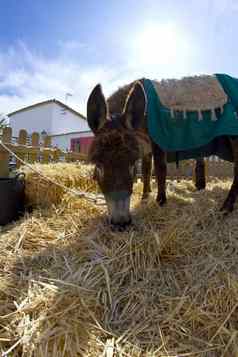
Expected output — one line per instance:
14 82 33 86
134 23 189 67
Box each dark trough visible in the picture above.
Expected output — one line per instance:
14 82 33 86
0 173 25 226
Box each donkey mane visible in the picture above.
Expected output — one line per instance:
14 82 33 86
107 81 136 113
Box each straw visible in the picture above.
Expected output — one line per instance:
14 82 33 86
0 165 238 356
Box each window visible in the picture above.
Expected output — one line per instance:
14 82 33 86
71 138 81 152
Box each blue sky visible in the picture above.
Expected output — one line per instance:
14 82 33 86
0 0 238 116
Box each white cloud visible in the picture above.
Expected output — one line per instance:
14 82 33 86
0 42 124 117
0 32 203 118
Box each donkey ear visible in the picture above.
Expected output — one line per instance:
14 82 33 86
87 84 108 134
123 81 146 130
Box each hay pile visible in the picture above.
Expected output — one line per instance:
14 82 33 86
21 162 98 207
1 164 238 356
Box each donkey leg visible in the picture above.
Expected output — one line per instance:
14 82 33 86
194 158 206 190
142 153 152 200
221 138 238 213
153 143 167 206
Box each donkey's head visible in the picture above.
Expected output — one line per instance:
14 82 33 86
87 82 151 229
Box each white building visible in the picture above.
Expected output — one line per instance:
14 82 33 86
8 99 94 153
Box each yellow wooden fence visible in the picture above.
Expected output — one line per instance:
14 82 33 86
167 158 233 179
0 127 87 177
0 127 233 179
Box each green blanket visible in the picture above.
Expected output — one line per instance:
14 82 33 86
142 74 238 162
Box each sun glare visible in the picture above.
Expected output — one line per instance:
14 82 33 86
134 23 189 68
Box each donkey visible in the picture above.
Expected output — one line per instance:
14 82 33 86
87 81 236 228
107 81 206 198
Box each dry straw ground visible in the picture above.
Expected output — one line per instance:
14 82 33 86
1 163 238 357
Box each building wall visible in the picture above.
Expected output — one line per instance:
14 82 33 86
10 101 93 150
10 101 90 138
51 102 90 135
10 103 53 137
51 131 94 151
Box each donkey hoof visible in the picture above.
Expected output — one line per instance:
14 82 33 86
220 203 234 215
222 209 232 217
157 194 167 206
196 183 206 191
142 193 150 200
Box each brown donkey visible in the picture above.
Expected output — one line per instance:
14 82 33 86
107 82 206 198
87 82 236 228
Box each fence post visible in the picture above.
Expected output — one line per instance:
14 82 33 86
42 135 51 163
64 151 69 162
30 132 40 163
0 127 12 177
16 129 28 169
52 147 61 162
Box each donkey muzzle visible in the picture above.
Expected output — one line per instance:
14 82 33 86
105 192 132 229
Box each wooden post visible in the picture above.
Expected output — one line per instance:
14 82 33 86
192 159 208 186
30 132 40 163
65 151 71 163
0 127 12 177
16 129 27 169
42 135 51 163
52 148 61 162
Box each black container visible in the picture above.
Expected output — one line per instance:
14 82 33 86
0 173 25 226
